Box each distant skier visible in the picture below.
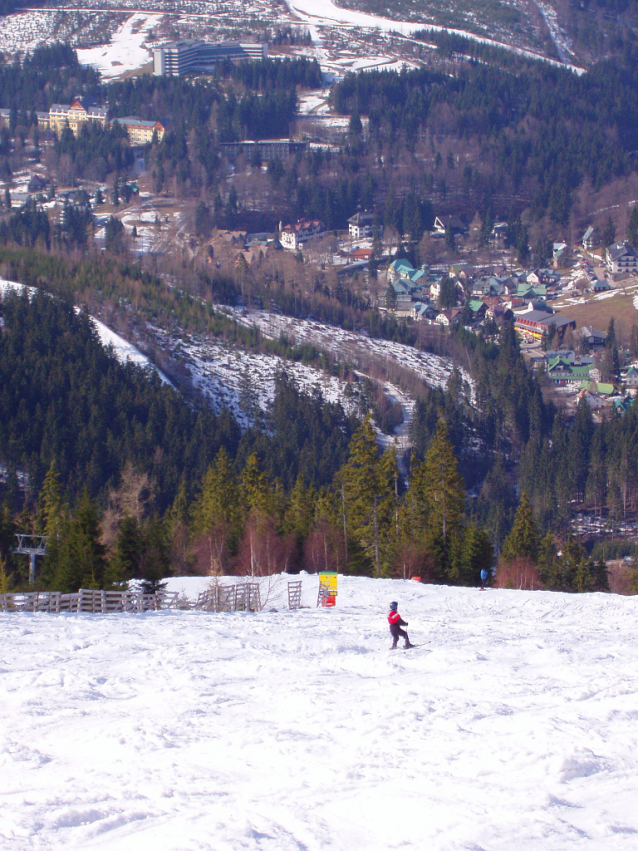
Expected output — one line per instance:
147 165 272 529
480 568 488 590
388 601 414 649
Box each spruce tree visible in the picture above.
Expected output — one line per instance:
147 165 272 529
501 492 540 563
192 448 242 545
422 418 465 546
340 415 395 575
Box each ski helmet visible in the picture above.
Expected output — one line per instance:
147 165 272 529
389 601 398 611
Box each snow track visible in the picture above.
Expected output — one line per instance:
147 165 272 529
2 576 638 850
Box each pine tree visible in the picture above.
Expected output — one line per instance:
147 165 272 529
241 453 271 517
39 462 64 538
501 492 540 563
421 418 465 546
537 531 557 588
166 480 192 576
340 415 395 575
192 449 241 542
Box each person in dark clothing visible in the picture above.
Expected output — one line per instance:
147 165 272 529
480 568 488 590
388 601 414 649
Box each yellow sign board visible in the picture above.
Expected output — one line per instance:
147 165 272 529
318 572 338 607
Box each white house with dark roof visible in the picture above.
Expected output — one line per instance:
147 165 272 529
348 210 376 239
606 241 638 275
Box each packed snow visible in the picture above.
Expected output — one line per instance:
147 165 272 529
2 576 638 850
77 13 160 79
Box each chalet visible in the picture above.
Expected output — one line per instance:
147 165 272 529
449 262 472 279
581 226 599 250
486 304 513 325
434 308 463 327
577 389 605 410
614 396 634 415
490 222 508 245
578 326 606 349
553 242 570 266
388 258 415 282
582 381 616 396
348 210 376 239
350 247 373 261
413 302 437 322
605 241 638 275
624 366 638 388
467 299 487 321
280 218 326 251
517 282 547 301
433 214 467 235
591 278 611 293
27 174 49 193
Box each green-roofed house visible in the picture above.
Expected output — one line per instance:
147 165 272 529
547 357 595 384
579 380 616 396
467 299 487 320
388 258 415 282
517 283 547 300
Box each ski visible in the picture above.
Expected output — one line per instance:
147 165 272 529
389 642 429 650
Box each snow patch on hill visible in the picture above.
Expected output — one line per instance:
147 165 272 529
2 576 637 850
223 304 470 395
77 13 160 79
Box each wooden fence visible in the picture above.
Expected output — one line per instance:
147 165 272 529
0 583 264 614
0 589 179 614
193 583 262 613
287 580 303 610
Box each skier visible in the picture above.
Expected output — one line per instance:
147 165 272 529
480 568 488 590
388 601 414 649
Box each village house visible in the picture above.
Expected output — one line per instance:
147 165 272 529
486 304 513 325
578 326 606 349
577 388 606 410
433 214 467 236
623 366 638 389
434 308 463 327
581 226 599 250
545 356 595 385
387 258 415 282
347 210 376 240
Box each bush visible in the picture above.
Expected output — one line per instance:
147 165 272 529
494 556 544 591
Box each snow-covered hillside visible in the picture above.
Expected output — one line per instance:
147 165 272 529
2 577 637 850
154 305 465 442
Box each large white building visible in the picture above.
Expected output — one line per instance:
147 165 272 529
280 219 326 251
606 241 638 275
153 41 267 76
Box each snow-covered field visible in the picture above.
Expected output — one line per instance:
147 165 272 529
2 576 638 850
77 13 160 79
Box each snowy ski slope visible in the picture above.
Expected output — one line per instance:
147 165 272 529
1 576 637 850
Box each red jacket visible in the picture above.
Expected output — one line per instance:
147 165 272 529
388 610 406 626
